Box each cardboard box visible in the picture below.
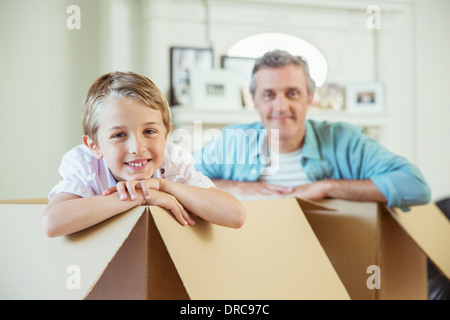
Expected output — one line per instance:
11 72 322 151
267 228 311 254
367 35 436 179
302 199 450 299
0 197 448 300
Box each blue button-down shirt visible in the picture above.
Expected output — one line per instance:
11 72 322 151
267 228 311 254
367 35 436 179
193 120 431 210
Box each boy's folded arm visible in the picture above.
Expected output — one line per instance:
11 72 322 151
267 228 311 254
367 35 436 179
42 191 144 238
143 189 195 227
158 179 246 229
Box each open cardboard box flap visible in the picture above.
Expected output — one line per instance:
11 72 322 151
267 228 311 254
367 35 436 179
0 203 144 299
388 203 450 280
295 197 450 280
300 197 450 299
150 197 348 299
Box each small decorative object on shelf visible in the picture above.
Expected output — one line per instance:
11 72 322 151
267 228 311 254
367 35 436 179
318 83 344 111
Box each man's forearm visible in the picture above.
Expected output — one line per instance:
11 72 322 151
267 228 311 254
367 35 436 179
213 178 388 204
323 179 387 203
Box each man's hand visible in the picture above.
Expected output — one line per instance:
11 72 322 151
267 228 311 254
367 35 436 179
213 179 327 199
289 181 330 200
287 179 388 203
214 178 387 203
212 179 293 196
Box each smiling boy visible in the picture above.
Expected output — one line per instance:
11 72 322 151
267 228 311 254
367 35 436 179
42 72 245 237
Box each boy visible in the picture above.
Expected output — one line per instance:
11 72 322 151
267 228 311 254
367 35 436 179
43 71 245 237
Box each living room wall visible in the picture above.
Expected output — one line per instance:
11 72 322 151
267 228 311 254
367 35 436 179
0 0 448 202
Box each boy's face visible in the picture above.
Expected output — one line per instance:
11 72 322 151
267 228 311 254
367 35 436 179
84 98 170 182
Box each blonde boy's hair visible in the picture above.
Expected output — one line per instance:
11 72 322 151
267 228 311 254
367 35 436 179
82 71 171 143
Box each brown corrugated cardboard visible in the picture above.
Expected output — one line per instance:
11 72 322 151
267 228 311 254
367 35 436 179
303 199 431 300
0 203 144 299
152 198 349 299
85 207 190 300
0 198 349 300
389 203 450 280
0 198 48 204
377 204 428 300
0 196 448 300
302 199 379 299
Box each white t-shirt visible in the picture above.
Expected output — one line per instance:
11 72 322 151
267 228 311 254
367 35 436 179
49 142 215 199
258 148 312 187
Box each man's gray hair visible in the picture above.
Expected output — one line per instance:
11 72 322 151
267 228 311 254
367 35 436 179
249 49 316 97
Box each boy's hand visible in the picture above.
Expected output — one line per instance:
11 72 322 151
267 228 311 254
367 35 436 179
103 178 161 202
144 189 195 226
103 178 194 226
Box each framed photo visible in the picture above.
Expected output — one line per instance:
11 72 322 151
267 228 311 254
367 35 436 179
189 68 242 111
170 47 213 106
345 82 384 114
221 56 256 109
220 56 256 87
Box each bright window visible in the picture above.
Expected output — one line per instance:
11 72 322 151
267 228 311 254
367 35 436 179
227 32 327 87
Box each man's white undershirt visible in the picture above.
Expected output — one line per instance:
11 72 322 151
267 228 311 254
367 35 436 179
258 149 312 187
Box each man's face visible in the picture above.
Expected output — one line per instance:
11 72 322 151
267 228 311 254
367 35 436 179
253 65 313 150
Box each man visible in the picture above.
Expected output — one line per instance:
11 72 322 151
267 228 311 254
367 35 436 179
193 50 430 210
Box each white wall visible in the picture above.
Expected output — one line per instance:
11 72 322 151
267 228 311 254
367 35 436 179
0 0 141 199
0 0 448 202
415 0 450 201
0 0 69 199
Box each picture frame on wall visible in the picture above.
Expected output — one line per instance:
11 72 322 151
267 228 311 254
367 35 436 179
221 56 256 109
170 47 214 106
220 55 256 88
345 82 384 114
189 68 242 111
